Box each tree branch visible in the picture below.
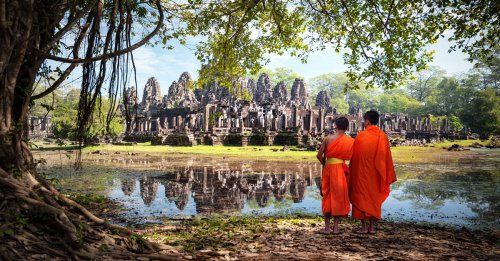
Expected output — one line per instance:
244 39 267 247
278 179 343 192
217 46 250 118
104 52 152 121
44 0 164 64
385 0 394 29
30 64 77 101
271 0 283 36
368 0 390 38
32 3 95 101
339 0 375 62
227 0 261 43
39 0 98 55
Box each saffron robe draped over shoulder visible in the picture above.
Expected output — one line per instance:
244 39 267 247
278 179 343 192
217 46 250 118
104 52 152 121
349 125 397 220
321 134 355 217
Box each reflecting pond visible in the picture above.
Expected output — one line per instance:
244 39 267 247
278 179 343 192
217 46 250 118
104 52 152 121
40 149 500 229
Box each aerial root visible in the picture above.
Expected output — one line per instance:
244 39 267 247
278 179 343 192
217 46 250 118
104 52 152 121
0 166 181 259
6 245 21 259
35 171 137 235
33 242 67 257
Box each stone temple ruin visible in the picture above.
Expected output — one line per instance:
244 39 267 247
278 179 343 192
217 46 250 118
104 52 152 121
27 116 52 139
121 72 461 146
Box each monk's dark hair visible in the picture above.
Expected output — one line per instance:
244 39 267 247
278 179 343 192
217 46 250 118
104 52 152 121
364 110 380 125
335 117 349 130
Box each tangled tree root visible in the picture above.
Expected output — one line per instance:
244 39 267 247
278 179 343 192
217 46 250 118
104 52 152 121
0 167 181 260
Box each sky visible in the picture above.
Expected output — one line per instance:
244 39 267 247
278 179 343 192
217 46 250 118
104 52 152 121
61 34 474 99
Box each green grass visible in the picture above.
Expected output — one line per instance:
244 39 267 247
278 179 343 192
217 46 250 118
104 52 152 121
32 139 494 164
390 146 460 164
31 141 317 162
429 139 488 148
64 192 107 205
39 164 122 192
84 143 318 162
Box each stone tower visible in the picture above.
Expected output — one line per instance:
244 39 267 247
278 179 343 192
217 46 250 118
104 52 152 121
253 73 273 103
247 78 256 97
142 77 162 104
165 72 197 108
273 81 288 104
315 90 331 108
290 78 309 107
124 86 138 106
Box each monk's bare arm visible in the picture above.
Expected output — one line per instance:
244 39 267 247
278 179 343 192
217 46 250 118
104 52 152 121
316 140 326 165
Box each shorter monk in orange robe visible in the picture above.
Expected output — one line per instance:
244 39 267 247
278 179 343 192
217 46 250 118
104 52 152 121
316 117 354 234
349 110 397 234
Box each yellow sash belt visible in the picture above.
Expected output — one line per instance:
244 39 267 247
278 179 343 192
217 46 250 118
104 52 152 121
325 157 344 165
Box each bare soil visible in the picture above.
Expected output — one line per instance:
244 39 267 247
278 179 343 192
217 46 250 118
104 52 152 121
137 216 499 261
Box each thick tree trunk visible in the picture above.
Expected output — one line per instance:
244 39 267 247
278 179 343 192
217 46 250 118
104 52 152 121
0 0 35 174
1 0 73 172
0 1 178 259
0 0 83 252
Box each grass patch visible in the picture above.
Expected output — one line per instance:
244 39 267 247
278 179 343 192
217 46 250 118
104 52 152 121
84 143 317 162
142 214 321 253
40 165 121 192
431 139 488 148
64 192 107 205
33 139 496 165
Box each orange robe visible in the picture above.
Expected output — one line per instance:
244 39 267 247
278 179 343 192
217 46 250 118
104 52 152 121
321 135 354 217
349 125 397 220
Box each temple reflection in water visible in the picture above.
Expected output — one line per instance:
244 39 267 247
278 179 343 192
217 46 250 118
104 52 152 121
118 163 322 214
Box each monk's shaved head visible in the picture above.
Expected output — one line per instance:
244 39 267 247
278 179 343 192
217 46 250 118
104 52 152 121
364 110 379 125
335 117 349 130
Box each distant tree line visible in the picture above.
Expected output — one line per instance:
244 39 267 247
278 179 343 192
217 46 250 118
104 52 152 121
30 87 122 142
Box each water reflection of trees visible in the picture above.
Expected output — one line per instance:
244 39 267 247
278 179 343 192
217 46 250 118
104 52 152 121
392 170 500 221
124 164 319 214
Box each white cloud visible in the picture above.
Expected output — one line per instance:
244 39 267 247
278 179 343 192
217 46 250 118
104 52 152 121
133 47 166 75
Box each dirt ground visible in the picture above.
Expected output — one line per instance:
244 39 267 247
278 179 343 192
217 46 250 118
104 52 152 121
74 191 499 260
135 216 499 261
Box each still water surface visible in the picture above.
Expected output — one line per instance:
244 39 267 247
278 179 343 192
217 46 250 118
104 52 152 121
43 149 500 229
103 153 499 229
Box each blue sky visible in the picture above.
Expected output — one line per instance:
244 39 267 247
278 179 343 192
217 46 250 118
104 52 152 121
127 35 473 98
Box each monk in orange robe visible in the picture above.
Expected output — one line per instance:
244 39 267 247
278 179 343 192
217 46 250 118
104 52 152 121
349 110 397 234
316 117 354 234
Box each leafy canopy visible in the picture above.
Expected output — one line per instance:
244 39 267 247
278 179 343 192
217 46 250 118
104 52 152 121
183 0 499 90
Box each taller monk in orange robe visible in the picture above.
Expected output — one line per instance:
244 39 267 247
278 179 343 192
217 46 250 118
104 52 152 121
349 110 397 234
316 117 354 234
